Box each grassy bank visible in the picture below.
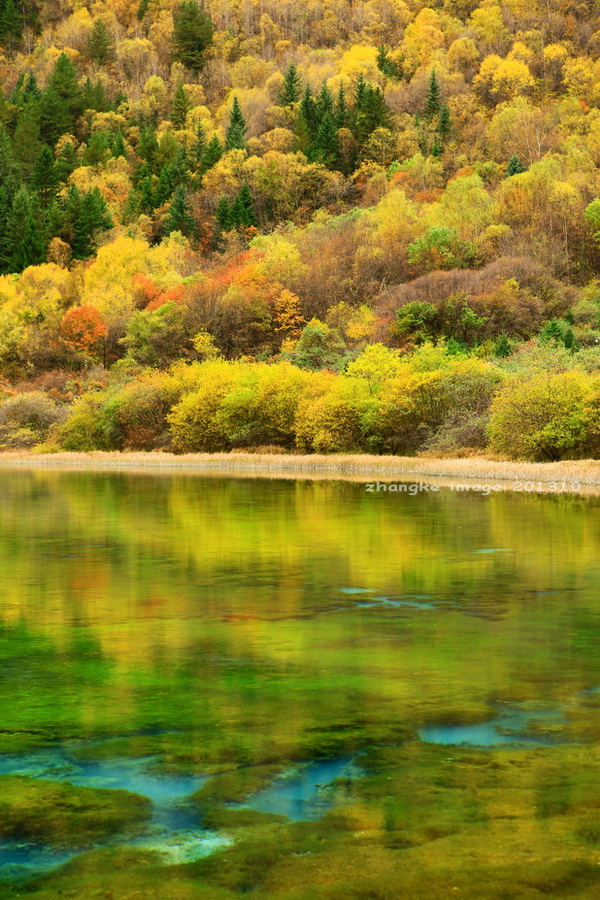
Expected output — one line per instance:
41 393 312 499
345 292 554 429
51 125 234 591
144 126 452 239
0 451 598 492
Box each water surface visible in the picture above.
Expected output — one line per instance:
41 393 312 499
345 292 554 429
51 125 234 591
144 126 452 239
1 472 600 898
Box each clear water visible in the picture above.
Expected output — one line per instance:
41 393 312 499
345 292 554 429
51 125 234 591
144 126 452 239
1 472 600 897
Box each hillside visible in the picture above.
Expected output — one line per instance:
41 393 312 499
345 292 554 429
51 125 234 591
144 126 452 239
1 0 600 460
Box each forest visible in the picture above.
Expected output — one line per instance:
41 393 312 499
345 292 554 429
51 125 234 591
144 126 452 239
1 0 600 460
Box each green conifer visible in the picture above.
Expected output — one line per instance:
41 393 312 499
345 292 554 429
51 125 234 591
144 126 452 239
216 195 232 230
278 64 302 106
172 83 190 129
507 154 526 176
424 69 442 119
172 0 214 73
165 184 195 236
87 19 115 66
226 96 247 150
6 187 45 272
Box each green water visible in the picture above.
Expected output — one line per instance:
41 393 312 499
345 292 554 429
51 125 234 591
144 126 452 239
1 471 600 898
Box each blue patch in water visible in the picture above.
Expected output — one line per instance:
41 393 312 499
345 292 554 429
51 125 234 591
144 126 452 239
418 706 567 748
339 588 374 595
240 757 356 821
0 747 225 880
472 548 513 554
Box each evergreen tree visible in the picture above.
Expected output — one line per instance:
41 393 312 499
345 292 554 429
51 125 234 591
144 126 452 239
507 154 526 176
32 145 58 206
334 86 349 129
12 103 41 180
216 195 231 231
137 0 150 20
200 134 222 170
87 19 114 66
40 53 84 143
69 186 112 259
138 126 159 172
278 64 302 106
226 95 247 150
236 184 257 227
353 82 390 142
438 105 451 138
172 0 214 73
192 121 206 164
83 131 110 167
0 0 23 50
111 130 127 158
424 69 442 119
164 184 195 236
54 140 79 183
299 86 318 137
316 83 334 119
171 83 190 128
311 112 340 168
22 73 40 102
5 187 45 273
377 45 402 80
82 77 108 112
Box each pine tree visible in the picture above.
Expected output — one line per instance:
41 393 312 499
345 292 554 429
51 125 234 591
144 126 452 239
311 112 340 168
316 83 334 119
226 96 247 150
507 154 526 176
5 187 45 273
0 0 23 50
22 73 40 102
334 86 349 129
137 0 150 20
377 45 402 80
40 53 83 143
165 184 195 236
172 83 190 128
424 70 442 119
87 19 114 66
216 195 232 230
12 103 42 180
138 126 159 171
299 86 318 137
82 77 108 112
71 187 112 259
192 121 206 164
236 184 257 227
55 140 79 183
278 64 301 106
353 83 390 142
112 130 127 158
438 105 451 138
172 0 214 73
154 163 176 207
32 145 58 206
200 135 222 170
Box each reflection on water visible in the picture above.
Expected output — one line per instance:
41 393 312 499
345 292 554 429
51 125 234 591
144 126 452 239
1 471 600 896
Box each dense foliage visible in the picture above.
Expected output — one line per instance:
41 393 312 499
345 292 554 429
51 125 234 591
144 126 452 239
2 0 600 459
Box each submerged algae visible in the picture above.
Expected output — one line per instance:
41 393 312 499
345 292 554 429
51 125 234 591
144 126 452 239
0 775 151 846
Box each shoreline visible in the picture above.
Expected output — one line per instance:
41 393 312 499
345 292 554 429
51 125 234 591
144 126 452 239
0 451 598 494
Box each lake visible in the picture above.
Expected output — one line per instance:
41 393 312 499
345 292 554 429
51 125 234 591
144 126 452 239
1 470 600 899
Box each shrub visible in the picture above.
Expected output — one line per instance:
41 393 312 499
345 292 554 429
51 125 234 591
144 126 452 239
0 392 66 448
295 376 373 453
167 360 245 452
488 372 597 460
53 393 124 451
215 362 310 449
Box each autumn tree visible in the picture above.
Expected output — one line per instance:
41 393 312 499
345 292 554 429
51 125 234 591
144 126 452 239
61 306 108 358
